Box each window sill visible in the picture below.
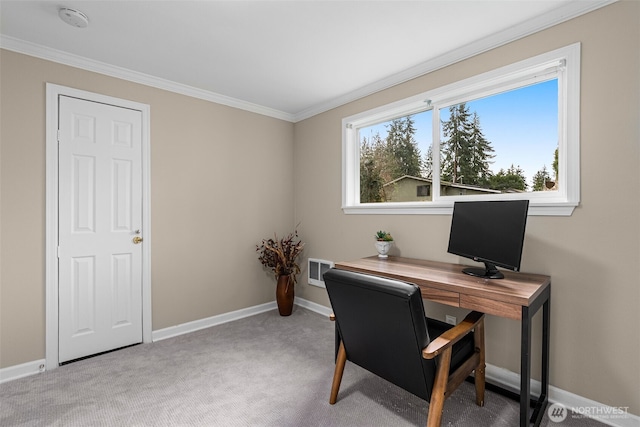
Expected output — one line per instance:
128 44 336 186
342 202 577 216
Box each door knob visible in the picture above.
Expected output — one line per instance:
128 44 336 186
133 236 143 244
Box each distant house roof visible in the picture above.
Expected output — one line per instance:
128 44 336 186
383 175 431 186
383 175 501 194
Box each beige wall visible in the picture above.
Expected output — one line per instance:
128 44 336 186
294 1 640 415
0 50 294 367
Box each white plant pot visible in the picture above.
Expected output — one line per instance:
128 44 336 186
375 241 393 258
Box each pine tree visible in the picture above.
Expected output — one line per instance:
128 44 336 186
359 134 385 202
423 145 433 179
532 165 551 191
441 103 473 184
359 115 423 202
490 164 528 191
468 112 495 186
441 104 497 187
385 116 422 179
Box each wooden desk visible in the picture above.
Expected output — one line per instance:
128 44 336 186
335 256 551 427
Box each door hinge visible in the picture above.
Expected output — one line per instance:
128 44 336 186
57 130 61 143
57 246 61 258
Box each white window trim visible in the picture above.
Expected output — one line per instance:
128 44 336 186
342 43 580 216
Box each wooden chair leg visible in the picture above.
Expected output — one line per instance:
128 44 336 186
474 319 486 407
427 346 452 427
329 341 347 404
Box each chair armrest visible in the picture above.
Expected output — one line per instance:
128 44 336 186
422 311 484 360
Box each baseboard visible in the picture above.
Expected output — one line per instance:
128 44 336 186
1 302 281 383
152 301 277 341
152 298 329 342
2 300 638 427
0 359 46 384
485 364 639 427
294 296 333 317
300 299 639 426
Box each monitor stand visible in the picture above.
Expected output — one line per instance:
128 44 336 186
462 262 504 279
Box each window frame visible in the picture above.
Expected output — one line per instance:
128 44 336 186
342 43 580 216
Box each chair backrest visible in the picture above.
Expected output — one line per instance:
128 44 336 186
323 268 437 401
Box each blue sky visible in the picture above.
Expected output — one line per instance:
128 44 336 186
362 79 558 189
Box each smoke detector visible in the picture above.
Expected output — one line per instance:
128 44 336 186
58 7 89 28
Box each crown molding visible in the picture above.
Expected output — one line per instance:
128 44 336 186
0 35 296 123
292 0 617 122
1 0 616 123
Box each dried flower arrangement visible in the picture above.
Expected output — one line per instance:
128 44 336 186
375 230 394 241
256 230 305 283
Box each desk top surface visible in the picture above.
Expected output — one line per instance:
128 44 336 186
334 256 550 308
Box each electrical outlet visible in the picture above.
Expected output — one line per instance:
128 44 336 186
445 315 457 325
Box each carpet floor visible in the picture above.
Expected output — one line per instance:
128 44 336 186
1 307 605 426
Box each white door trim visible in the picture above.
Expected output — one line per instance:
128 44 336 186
45 83 152 370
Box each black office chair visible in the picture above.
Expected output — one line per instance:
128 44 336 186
324 268 485 427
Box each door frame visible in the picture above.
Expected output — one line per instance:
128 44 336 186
45 83 152 370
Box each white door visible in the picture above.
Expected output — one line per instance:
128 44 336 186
58 96 143 363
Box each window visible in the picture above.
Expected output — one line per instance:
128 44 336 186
417 185 430 197
342 44 580 216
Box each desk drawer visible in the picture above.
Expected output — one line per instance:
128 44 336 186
421 288 459 307
460 294 521 320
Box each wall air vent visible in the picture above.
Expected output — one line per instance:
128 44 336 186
308 258 334 288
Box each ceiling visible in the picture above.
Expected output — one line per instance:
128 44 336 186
0 0 614 122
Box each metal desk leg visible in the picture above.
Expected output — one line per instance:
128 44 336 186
533 297 551 424
521 306 532 427
522 287 551 426
542 297 550 403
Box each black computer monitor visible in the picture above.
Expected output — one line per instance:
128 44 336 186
447 200 529 279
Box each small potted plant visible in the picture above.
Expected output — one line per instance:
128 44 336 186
256 230 304 316
374 230 393 258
